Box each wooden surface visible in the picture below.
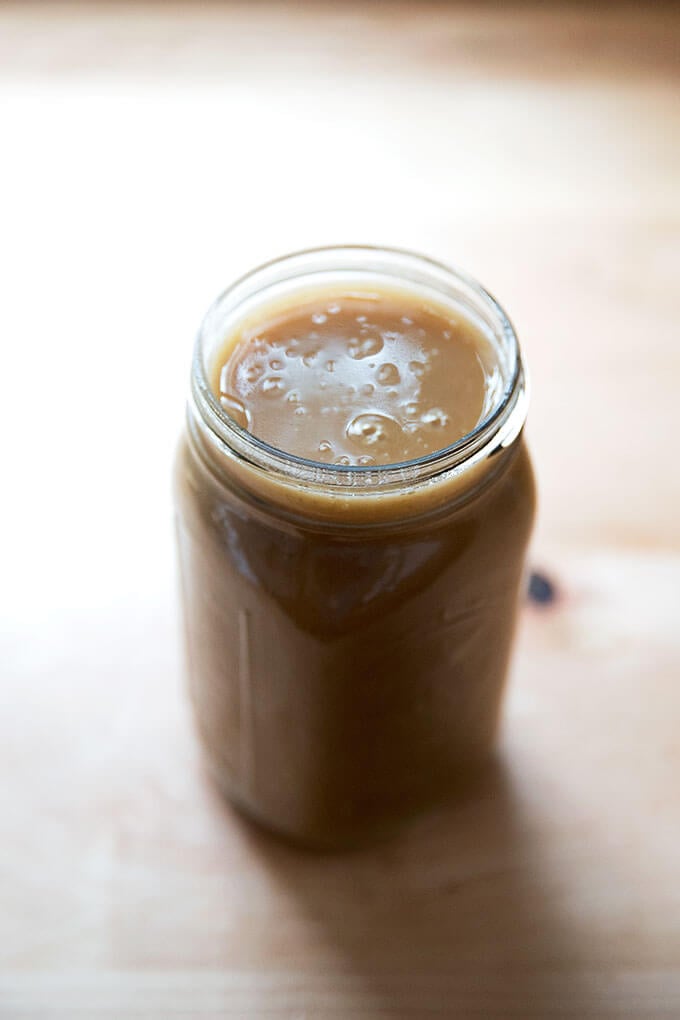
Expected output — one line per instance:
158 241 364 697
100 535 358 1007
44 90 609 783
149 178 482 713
1 3 679 1017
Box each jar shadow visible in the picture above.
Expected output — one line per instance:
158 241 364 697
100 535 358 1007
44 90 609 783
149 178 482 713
223 752 602 1017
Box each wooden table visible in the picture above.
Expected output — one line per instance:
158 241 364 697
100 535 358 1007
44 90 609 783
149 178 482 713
1 3 679 1016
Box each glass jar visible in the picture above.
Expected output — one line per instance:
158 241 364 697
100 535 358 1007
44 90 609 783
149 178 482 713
174 246 535 848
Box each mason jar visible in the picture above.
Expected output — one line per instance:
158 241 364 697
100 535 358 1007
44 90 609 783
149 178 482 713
174 246 535 848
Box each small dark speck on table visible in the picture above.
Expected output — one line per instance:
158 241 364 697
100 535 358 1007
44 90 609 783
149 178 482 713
528 570 557 606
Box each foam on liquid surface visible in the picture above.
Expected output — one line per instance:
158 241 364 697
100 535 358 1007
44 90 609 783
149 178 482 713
211 289 497 467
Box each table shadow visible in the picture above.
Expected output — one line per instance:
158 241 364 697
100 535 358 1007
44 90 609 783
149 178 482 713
214 753 603 1018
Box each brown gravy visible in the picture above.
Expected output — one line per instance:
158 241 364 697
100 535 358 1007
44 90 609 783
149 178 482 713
175 275 535 848
211 289 497 466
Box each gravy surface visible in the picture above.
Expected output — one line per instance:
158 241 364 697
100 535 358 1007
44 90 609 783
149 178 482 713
211 290 496 465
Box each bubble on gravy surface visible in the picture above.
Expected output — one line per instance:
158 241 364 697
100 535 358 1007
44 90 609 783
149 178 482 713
211 289 499 466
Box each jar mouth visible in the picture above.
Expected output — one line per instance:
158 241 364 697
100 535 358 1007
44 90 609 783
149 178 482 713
191 245 528 492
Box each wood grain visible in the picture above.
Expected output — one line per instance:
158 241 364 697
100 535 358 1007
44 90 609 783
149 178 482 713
0 3 678 1017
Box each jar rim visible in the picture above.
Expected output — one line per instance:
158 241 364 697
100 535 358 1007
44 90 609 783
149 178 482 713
190 244 528 494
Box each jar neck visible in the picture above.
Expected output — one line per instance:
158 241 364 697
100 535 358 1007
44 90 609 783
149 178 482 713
187 246 529 524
